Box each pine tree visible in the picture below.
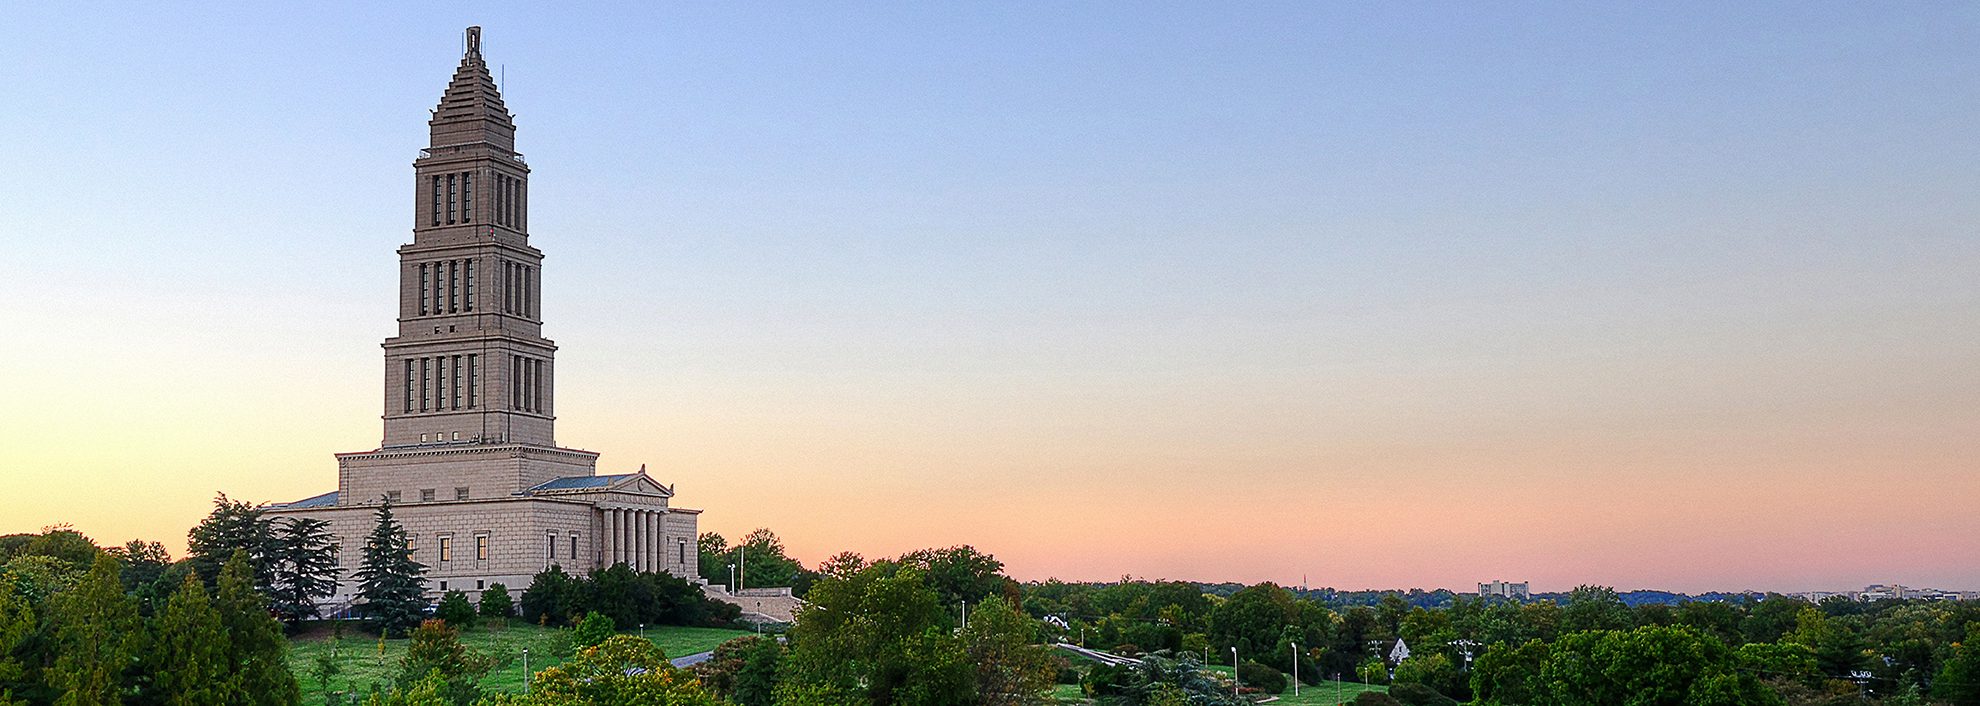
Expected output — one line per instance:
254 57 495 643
356 500 429 637
0 581 34 706
150 575 229 706
187 493 278 590
270 516 341 624
48 554 140 706
217 550 303 706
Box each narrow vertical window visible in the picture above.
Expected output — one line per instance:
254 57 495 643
519 180 526 230
419 358 430 412
503 262 515 314
547 532 556 560
523 266 534 319
467 354 478 409
418 264 430 315
432 262 444 316
447 174 458 224
403 360 414 413
439 537 452 562
431 176 442 226
464 260 475 311
448 260 460 313
512 355 522 410
534 359 545 413
437 357 448 412
495 175 507 226
571 535 578 561
462 172 474 223
476 535 488 561
451 355 463 409
678 540 686 565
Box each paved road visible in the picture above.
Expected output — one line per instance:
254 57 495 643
670 650 714 668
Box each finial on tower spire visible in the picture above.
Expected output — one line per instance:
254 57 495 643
466 26 482 58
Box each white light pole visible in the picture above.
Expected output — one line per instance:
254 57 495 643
522 647 530 692
1231 646 1240 698
1292 641 1299 697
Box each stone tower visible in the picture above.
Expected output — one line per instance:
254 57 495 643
269 29 700 603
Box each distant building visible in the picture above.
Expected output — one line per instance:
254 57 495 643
1479 580 1530 599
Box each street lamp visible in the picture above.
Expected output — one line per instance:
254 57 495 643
1231 646 1240 698
522 647 530 692
1292 641 1299 697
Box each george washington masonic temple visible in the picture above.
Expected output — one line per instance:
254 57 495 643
266 28 700 603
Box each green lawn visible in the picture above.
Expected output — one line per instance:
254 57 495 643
286 620 752 697
1259 680 1389 705
1052 682 1087 704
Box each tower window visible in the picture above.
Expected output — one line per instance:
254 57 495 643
418 264 430 315
451 355 463 409
432 262 444 317
448 261 460 313
446 174 458 224
403 360 414 413
462 172 473 223
419 358 430 412
467 354 478 409
431 176 442 227
464 260 475 311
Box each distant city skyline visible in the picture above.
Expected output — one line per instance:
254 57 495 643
2 3 1977 594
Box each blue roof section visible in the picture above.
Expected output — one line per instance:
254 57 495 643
277 491 338 509
526 474 638 492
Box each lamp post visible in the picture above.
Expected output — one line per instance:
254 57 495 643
522 647 530 692
1231 646 1240 699
1292 641 1299 697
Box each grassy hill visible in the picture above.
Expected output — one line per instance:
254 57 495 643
286 620 752 696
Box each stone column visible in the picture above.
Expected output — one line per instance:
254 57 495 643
603 508 618 569
643 511 657 572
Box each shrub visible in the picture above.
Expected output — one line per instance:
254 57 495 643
434 590 476 630
1353 692 1406 706
1389 682 1458 706
478 584 514 619
1238 660 1288 694
572 611 616 648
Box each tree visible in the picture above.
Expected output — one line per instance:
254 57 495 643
1935 623 1980 706
47 554 140 706
733 529 806 592
269 516 340 625
149 575 228 706
1535 625 1780 706
355 500 428 637
519 565 580 626
106 539 174 613
962 596 1057 706
694 636 784 706
0 580 36 706
187 494 277 590
696 533 729 585
434 591 476 630
217 550 303 706
18 527 99 573
1559 585 1632 633
396 619 490 706
897 545 1013 607
781 563 972 705
573 611 616 649
1470 639 1548 706
478 584 514 619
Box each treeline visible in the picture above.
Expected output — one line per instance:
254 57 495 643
516 563 740 628
0 547 300 705
1025 580 1980 705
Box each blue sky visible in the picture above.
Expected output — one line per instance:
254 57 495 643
2 3 1977 591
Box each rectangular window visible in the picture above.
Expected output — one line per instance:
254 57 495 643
420 488 435 502
455 487 469 501
431 176 442 227
464 260 475 311
571 535 578 561
419 358 430 412
446 174 458 224
403 360 414 413
450 355 461 409
418 264 430 315
447 261 458 313
524 266 535 318
678 540 686 565
436 357 448 412
512 355 523 410
462 172 474 223
432 262 444 316
519 180 526 230
439 536 453 562
467 354 478 409
476 535 488 561
547 532 556 560
387 490 402 503
533 359 545 413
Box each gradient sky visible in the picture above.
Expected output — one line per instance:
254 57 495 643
2 3 1976 594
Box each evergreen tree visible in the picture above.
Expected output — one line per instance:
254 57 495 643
396 619 491 706
187 493 278 590
150 575 228 706
434 591 476 630
47 554 140 706
217 550 302 706
269 517 340 624
355 500 428 637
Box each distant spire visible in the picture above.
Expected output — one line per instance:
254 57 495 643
466 26 481 58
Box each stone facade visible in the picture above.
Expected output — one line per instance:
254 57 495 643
265 27 700 606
